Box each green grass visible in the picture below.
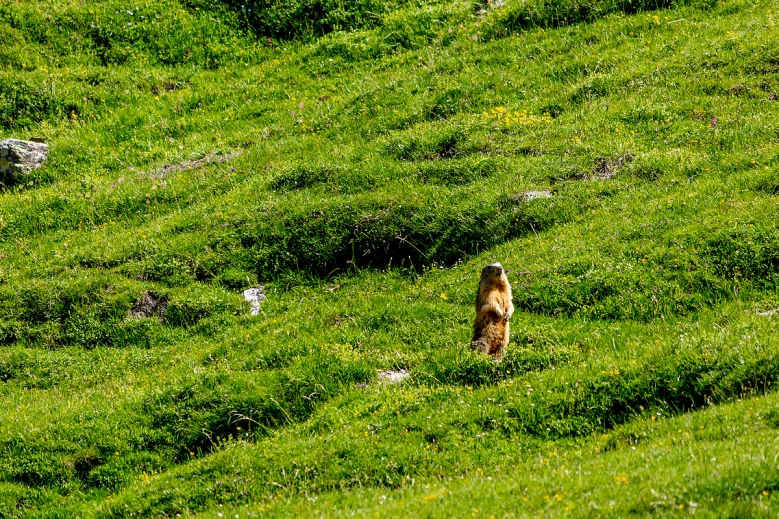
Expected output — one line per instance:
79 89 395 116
1 0 779 516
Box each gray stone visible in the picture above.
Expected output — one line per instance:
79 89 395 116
0 139 48 184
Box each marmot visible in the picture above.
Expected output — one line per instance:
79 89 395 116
471 262 514 360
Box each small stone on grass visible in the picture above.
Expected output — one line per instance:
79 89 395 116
510 190 552 203
378 369 410 384
243 287 266 316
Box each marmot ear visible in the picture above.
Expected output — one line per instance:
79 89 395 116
504 269 511 274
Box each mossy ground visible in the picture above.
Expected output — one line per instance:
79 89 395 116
1 0 778 516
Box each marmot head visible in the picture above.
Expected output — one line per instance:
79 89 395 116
481 262 507 280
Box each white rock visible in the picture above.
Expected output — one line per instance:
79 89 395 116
519 190 552 202
243 287 266 316
378 369 410 384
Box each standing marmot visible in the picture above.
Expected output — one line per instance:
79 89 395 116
471 262 514 360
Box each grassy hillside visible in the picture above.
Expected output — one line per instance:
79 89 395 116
1 0 779 516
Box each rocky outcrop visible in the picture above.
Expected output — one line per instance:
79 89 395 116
0 139 48 185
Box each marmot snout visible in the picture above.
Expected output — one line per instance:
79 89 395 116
471 262 514 360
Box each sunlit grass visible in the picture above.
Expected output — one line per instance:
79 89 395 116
0 0 778 516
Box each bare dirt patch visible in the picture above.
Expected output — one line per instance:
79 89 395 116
589 154 634 180
142 151 240 179
130 291 167 321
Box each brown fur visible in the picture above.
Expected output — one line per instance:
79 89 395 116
471 262 514 360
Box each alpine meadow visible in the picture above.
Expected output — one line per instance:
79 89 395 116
1 0 779 517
